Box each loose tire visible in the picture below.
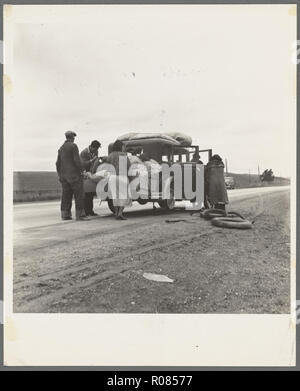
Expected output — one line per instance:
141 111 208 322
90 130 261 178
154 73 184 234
200 208 227 220
211 217 252 229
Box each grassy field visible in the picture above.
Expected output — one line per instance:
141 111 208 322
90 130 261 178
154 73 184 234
14 171 61 202
13 171 290 202
226 172 290 189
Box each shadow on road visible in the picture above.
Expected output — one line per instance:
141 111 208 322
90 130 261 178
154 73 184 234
99 206 191 220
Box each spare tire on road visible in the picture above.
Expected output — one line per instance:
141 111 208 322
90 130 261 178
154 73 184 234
200 208 227 220
211 216 253 229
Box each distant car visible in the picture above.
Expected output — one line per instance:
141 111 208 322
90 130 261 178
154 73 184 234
225 176 235 189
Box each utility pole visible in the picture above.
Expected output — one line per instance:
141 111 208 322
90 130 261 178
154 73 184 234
225 158 228 175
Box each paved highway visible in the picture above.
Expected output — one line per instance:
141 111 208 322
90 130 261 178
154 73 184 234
13 185 290 230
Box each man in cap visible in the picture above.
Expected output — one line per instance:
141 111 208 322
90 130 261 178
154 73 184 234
56 131 89 221
191 153 203 164
80 140 101 216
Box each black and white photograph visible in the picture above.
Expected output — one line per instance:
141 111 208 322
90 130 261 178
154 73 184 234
3 3 296 366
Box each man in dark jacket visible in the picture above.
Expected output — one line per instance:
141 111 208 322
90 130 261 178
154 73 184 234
56 131 89 221
80 140 101 216
80 140 101 171
205 154 228 210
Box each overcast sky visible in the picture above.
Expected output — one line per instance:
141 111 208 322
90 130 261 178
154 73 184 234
10 5 296 177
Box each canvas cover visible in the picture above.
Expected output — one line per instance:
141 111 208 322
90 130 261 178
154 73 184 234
117 132 192 147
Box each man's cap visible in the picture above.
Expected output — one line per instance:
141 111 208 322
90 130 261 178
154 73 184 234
65 131 77 138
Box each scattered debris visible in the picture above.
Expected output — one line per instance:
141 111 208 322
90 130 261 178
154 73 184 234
36 282 48 287
143 273 174 283
165 218 191 224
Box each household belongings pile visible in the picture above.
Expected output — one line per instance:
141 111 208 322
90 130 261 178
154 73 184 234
85 132 192 199
89 158 162 200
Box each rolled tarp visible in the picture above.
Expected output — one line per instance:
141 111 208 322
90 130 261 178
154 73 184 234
117 132 192 147
164 132 192 147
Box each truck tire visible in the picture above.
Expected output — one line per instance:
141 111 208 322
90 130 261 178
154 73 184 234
137 199 148 205
158 198 176 210
107 199 115 214
159 179 175 210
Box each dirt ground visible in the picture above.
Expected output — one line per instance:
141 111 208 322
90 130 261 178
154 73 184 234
13 190 290 313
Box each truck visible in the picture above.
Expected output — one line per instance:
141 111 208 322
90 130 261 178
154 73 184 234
224 176 235 189
84 132 212 213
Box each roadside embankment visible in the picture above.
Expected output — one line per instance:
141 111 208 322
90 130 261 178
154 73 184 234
13 171 290 202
